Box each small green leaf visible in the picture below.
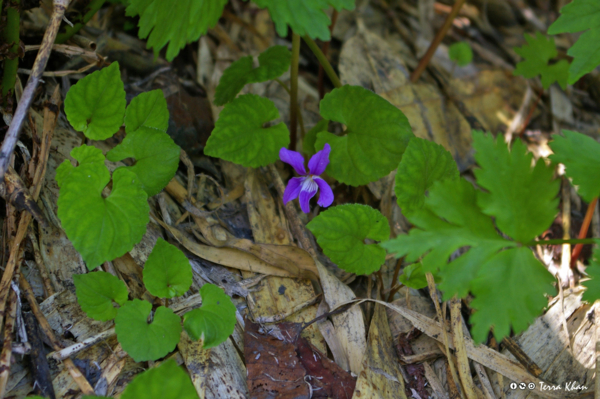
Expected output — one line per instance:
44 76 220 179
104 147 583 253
106 90 180 196
303 119 329 157
252 0 355 40
121 359 199 399
143 238 192 299
565 27 600 84
74 272 129 321
549 130 600 202
126 0 227 61
57 145 149 269
547 0 600 34
513 32 569 90
473 131 559 243
204 94 290 167
395 137 459 216
115 299 182 362
448 42 473 66
183 284 236 348
582 241 600 303
398 263 428 289
214 45 292 106
64 62 126 140
316 85 413 186
306 204 390 275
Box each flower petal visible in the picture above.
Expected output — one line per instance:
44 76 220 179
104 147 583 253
298 179 318 213
308 143 331 175
280 148 306 175
283 177 303 204
314 177 334 208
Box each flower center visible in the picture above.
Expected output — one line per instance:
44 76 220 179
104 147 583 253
301 175 318 193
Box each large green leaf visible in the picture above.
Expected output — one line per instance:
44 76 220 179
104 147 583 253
115 299 182 362
513 32 569 90
315 85 413 186
64 62 126 140
582 241 600 303
121 359 199 399
565 28 600 85
183 284 236 349
252 0 355 40
473 131 559 243
107 90 180 196
126 0 227 61
307 204 389 275
204 94 290 167
395 137 458 216
56 145 149 269
74 272 129 321
214 45 292 106
549 130 600 202
143 238 192 299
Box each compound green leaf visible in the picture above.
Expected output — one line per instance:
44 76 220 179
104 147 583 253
306 204 390 275
303 119 329 157
252 0 355 40
56 145 149 269
316 85 413 186
214 45 292 106
548 0 600 34
473 131 559 243
183 284 236 348
74 272 129 321
115 299 182 362
582 241 600 303
395 137 459 216
448 42 473 66
106 90 180 196
121 359 199 399
513 32 569 89
126 0 227 61
204 94 290 167
64 62 126 140
549 130 600 202
470 247 556 342
398 263 428 290
143 238 192 299
566 27 600 84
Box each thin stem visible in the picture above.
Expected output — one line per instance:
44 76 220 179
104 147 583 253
528 238 598 246
318 9 338 99
386 257 404 302
303 35 342 89
410 0 467 82
275 78 291 95
2 0 20 100
289 33 300 152
571 197 598 267
55 0 106 44
276 78 305 139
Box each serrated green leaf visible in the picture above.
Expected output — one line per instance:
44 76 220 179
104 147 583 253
115 299 182 362
55 145 105 186
315 85 413 186
549 130 600 202
57 145 149 269
395 137 459 215
143 238 192 299
306 204 390 275
252 0 355 40
204 94 290 167
448 42 473 66
74 272 129 321
582 241 600 303
303 119 329 157
566 27 600 84
398 263 428 289
513 32 569 90
470 247 556 342
126 0 227 61
473 131 559 243
183 284 236 348
214 45 292 106
548 0 600 34
106 90 180 196
121 359 199 399
64 62 126 140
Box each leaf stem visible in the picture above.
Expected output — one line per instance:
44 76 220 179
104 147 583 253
290 33 300 152
302 35 342 89
571 197 598 267
528 238 598 246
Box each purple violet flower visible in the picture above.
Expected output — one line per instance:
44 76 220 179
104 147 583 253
279 144 334 213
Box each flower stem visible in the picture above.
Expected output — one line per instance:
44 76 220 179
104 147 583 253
303 35 342 89
290 33 300 151
571 197 598 267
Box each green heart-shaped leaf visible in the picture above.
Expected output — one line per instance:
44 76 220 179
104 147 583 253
315 85 413 186
107 90 180 196
143 238 192 299
183 284 236 349
307 204 390 275
204 94 290 167
64 62 126 140
115 299 182 362
74 272 129 321
121 359 199 399
448 42 473 66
